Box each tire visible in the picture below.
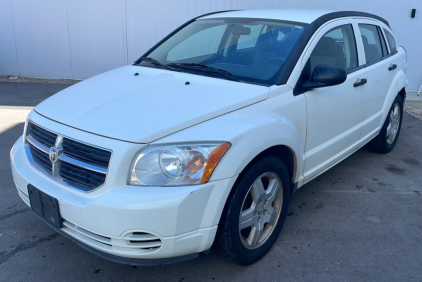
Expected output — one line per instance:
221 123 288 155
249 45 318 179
215 156 290 265
369 94 403 154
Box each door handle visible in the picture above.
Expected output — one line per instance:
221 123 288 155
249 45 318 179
353 78 367 87
388 64 397 71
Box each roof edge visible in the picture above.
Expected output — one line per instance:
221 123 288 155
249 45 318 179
314 11 390 28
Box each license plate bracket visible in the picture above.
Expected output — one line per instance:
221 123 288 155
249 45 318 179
28 184 63 228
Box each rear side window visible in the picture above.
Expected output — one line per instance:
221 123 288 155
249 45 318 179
383 29 397 53
309 24 358 73
358 24 383 63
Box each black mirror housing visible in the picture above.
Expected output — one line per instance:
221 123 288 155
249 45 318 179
303 64 347 91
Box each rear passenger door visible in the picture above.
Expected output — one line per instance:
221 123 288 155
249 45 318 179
301 20 366 182
355 21 400 145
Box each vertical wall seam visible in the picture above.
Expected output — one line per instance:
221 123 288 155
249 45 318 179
9 0 20 76
64 0 74 78
124 0 129 65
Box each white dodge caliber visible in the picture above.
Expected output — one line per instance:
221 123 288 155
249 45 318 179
10 9 407 265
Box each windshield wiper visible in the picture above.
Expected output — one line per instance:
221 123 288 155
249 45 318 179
167 63 239 82
138 57 176 71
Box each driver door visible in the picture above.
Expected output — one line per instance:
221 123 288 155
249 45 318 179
302 20 366 183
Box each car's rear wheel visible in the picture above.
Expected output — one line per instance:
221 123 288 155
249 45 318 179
215 156 290 265
369 94 403 154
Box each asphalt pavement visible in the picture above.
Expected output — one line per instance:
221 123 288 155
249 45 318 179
0 82 421 281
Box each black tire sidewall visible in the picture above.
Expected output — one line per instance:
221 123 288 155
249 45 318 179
218 156 290 265
379 95 404 153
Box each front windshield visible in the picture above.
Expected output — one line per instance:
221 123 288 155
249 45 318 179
139 18 307 85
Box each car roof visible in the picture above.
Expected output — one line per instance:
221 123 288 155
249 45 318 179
200 9 337 24
200 9 389 27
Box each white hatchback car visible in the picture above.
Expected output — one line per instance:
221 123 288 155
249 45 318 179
11 9 407 265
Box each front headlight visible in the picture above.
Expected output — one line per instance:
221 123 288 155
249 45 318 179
129 142 231 186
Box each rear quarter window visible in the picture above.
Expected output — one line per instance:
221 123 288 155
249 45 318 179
383 29 397 54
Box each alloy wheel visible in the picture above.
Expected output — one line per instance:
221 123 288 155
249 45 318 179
386 103 401 144
238 172 283 250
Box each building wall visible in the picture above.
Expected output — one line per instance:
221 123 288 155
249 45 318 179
0 0 421 91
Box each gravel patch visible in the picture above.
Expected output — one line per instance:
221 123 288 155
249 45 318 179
404 100 422 120
0 75 81 85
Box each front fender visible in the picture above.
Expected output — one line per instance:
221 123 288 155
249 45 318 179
155 87 306 184
208 114 304 182
154 87 306 227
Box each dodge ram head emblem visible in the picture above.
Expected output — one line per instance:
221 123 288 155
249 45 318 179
49 147 59 163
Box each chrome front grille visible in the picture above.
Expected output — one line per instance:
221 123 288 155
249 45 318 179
27 121 57 147
59 161 106 189
28 144 52 172
26 121 112 192
62 138 111 167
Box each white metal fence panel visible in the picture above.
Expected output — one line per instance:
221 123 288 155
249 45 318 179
9 0 73 78
0 0 19 76
66 0 127 78
0 0 421 91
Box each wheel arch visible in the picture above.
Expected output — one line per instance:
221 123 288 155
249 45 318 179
398 87 406 102
235 145 297 195
215 143 297 236
216 143 298 230
380 69 406 126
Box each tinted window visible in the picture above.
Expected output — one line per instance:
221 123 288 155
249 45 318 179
383 29 397 53
236 24 265 50
146 18 307 85
378 27 388 56
309 24 358 73
167 25 227 61
359 24 383 63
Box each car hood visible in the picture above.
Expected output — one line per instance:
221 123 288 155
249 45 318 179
35 66 270 143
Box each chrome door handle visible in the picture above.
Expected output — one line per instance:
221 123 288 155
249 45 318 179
353 78 367 87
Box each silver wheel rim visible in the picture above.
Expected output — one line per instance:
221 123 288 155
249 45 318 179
238 172 283 250
386 103 401 145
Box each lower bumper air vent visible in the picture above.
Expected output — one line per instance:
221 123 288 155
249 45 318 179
62 221 162 255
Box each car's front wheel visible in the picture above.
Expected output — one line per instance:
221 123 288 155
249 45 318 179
215 156 290 265
369 94 404 154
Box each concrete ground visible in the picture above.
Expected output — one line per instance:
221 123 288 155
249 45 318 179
404 100 422 121
0 82 421 282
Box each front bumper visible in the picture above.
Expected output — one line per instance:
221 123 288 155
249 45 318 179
11 132 237 262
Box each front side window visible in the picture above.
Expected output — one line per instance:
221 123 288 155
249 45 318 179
359 24 383 63
383 29 397 53
142 18 307 85
309 24 358 73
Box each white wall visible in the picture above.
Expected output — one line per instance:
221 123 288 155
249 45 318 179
1 0 421 91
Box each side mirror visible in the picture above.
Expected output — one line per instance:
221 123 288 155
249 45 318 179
303 64 347 91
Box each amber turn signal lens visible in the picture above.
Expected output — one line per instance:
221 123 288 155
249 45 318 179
200 142 231 183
